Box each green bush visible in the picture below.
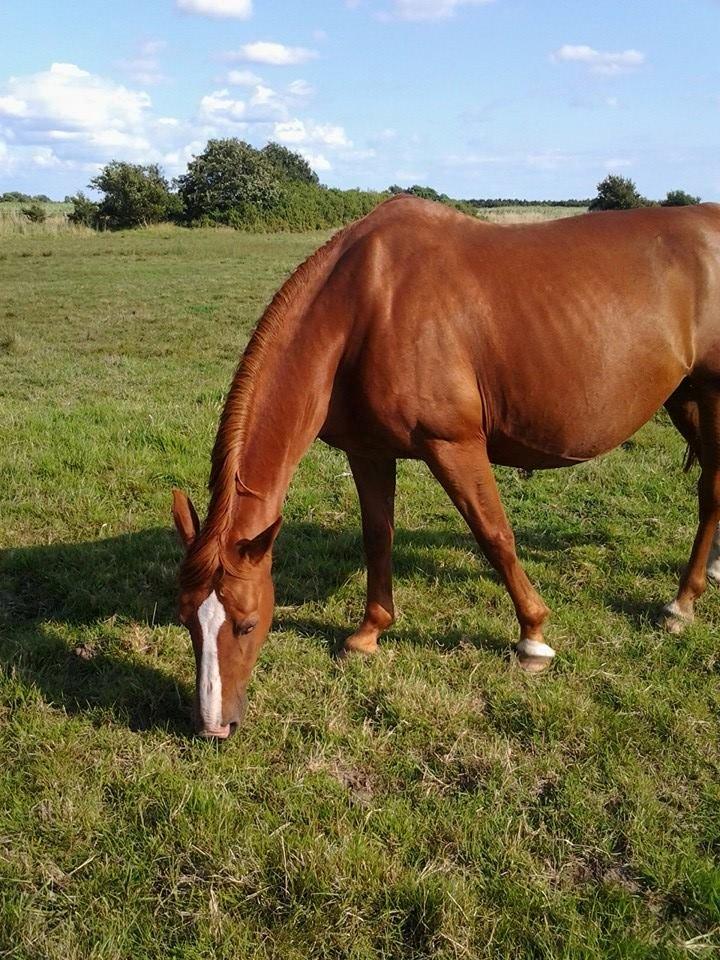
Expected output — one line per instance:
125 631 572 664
662 189 701 207
262 142 319 185
177 139 280 222
589 175 648 211
223 182 388 232
20 202 47 224
68 193 101 228
89 162 178 229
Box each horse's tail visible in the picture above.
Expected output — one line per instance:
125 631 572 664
683 443 698 473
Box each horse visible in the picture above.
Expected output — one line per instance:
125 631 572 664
172 194 720 738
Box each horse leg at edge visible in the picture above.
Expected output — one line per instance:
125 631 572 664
663 385 720 632
423 438 552 672
665 381 720 589
339 454 396 656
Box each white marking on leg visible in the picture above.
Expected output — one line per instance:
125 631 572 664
197 591 226 731
516 638 556 659
662 598 693 632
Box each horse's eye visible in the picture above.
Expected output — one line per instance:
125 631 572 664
234 616 258 637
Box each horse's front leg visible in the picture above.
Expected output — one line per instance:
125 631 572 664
339 454 396 656
423 437 554 672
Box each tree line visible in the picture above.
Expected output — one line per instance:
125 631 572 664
4 144 703 232
62 140 473 232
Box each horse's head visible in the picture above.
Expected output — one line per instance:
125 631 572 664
171 489 281 739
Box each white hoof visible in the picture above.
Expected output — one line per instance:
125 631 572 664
661 600 693 635
707 559 720 586
515 638 556 673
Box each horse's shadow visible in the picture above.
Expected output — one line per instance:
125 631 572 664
0 516 645 733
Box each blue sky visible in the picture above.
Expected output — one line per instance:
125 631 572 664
1 0 718 200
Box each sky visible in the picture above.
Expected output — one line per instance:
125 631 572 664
0 0 718 201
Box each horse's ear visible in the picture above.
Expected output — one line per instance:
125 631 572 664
237 516 282 565
172 489 200 549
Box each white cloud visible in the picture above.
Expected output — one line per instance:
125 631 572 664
551 45 645 76
0 60 364 190
0 94 26 117
273 118 351 148
0 63 151 134
382 0 493 21
199 89 247 125
287 79 314 98
299 150 331 172
229 41 318 66
199 76 313 126
226 69 263 86
0 62 193 178
176 0 252 19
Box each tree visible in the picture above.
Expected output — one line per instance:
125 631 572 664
662 189 701 207
176 139 280 222
261 142 319 185
68 192 101 228
89 161 178 229
589 175 647 211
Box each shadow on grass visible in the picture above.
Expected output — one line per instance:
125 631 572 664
0 519 615 627
0 516 656 730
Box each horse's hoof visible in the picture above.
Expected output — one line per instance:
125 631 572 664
336 635 380 660
660 601 693 634
707 561 720 586
515 638 555 673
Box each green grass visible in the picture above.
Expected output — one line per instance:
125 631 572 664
1 224 718 959
0 201 83 237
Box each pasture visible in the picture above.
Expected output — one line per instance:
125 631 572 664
1 223 718 959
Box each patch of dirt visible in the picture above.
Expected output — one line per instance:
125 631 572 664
307 757 376 803
73 642 96 660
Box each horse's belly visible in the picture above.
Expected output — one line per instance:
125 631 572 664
488 370 683 468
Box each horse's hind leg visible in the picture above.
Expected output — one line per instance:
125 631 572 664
664 379 701 469
422 438 552 672
662 381 720 587
340 454 396 656
663 384 720 632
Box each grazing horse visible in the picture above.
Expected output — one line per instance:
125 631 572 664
172 195 720 738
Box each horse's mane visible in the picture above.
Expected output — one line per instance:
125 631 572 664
179 222 355 590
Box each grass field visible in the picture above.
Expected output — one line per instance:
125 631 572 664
0 201 78 237
479 205 587 223
1 223 718 959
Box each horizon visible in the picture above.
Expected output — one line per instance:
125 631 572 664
1 0 718 202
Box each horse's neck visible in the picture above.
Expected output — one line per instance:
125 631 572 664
211 300 347 542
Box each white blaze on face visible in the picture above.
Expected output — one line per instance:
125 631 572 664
197 591 226 730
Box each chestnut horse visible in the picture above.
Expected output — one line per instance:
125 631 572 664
172 195 720 738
